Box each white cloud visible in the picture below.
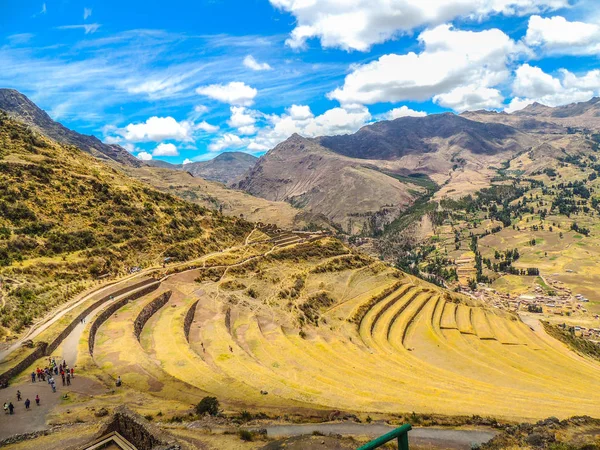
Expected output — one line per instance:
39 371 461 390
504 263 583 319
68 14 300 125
136 151 153 161
196 121 219 133
183 158 192 165
382 106 427 119
208 133 247 152
118 116 194 142
524 15 600 56
434 86 505 112
328 24 519 112
196 81 257 106
240 104 372 152
83 8 92 20
270 0 569 51
57 24 101 34
194 105 209 115
243 55 272 71
153 143 179 156
39 3 47 15
121 143 138 153
228 106 257 127
238 125 258 135
506 64 600 112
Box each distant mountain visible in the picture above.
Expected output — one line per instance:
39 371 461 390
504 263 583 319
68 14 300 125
463 97 600 132
237 113 534 233
319 113 521 160
235 134 426 234
0 88 142 167
147 151 257 184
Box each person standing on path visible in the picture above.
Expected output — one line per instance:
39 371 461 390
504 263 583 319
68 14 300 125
8 402 14 415
31 372 36 383
16 390 21 401
35 394 40 406
66 372 71 386
24 398 30 410
70 367 74 379
3 402 7 414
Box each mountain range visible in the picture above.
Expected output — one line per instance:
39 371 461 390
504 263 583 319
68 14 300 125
147 151 257 184
2 87 600 236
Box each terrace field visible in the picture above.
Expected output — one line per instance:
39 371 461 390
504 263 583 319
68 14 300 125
6 235 599 427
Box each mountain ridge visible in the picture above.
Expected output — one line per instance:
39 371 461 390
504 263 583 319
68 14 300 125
0 88 143 167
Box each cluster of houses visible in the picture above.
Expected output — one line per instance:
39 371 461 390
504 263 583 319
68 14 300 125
473 278 596 319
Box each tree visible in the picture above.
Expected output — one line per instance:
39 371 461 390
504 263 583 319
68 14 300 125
196 396 220 416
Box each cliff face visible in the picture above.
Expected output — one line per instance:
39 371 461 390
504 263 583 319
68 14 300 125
0 89 142 167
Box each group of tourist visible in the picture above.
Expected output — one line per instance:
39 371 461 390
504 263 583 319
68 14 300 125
3 357 76 416
31 358 74 387
4 393 39 415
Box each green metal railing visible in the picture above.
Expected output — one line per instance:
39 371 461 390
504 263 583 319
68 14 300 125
357 424 412 450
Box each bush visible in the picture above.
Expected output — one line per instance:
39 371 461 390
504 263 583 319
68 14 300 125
239 430 253 442
196 396 220 416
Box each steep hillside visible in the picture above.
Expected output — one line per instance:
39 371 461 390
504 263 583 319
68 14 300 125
147 151 257 184
0 111 252 335
119 163 310 229
0 89 142 167
235 134 424 234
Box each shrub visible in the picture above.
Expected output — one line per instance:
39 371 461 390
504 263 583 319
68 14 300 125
239 430 253 442
196 396 220 416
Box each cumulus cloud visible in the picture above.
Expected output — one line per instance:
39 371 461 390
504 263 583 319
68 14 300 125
328 24 518 111
269 0 569 51
183 158 192 165
382 106 427 119
83 8 92 19
243 55 272 71
136 151 152 161
524 15 600 56
153 143 179 156
506 64 600 112
196 121 219 133
208 133 247 152
434 86 505 112
208 104 372 153
118 116 194 142
196 81 257 106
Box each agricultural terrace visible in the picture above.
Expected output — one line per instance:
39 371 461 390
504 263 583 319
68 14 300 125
10 234 596 423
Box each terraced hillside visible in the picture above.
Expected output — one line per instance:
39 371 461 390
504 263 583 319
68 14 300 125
0 112 252 338
59 237 600 421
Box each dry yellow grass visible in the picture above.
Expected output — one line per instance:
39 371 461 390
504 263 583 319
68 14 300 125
80 244 600 421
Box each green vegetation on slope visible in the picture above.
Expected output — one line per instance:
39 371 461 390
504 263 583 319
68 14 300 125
0 112 251 335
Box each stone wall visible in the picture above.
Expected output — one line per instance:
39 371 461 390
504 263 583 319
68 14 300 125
46 279 157 356
88 284 160 356
1 279 158 387
133 291 172 341
0 342 47 387
183 300 199 343
98 405 180 450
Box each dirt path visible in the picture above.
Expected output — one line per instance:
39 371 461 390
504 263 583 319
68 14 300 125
257 423 497 449
0 376 104 440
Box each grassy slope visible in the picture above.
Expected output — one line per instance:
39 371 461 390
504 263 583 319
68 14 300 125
0 113 252 336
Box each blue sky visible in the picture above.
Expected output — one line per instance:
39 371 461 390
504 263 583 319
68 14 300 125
1 0 599 164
